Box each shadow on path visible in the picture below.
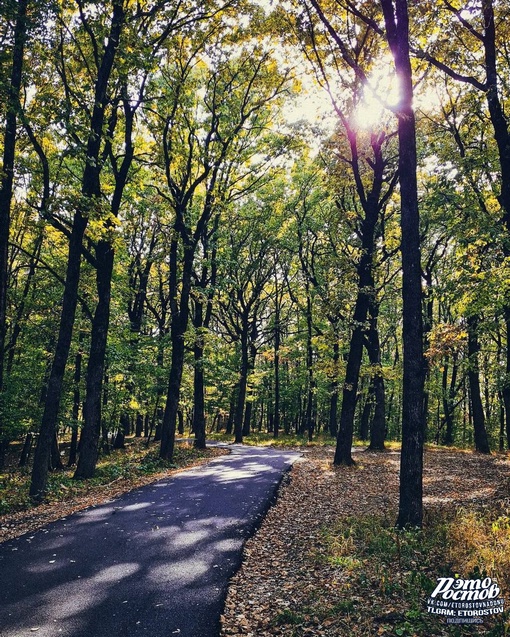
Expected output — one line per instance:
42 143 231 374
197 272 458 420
0 445 300 637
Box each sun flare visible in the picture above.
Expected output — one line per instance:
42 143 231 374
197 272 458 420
351 62 401 129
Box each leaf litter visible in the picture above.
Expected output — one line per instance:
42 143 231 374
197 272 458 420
220 447 510 636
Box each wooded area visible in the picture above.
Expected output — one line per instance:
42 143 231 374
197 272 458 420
1 0 510 528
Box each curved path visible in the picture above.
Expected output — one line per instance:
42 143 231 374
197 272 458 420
0 445 300 637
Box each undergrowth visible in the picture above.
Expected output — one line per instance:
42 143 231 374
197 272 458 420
0 438 218 516
313 511 509 636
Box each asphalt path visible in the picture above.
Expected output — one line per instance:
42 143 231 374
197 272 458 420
0 445 300 637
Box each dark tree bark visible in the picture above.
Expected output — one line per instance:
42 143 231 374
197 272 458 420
226 382 238 436
135 414 144 438
50 433 64 471
74 83 138 479
192 311 207 447
334 131 386 465
441 355 458 446
234 331 249 444
67 342 83 467
243 400 253 437
273 267 282 439
30 1 126 500
381 0 426 528
504 312 510 450
74 240 115 479
304 285 316 442
366 298 386 450
466 315 490 454
328 340 340 438
18 432 33 467
358 381 373 441
191 215 218 450
160 237 194 460
0 0 28 456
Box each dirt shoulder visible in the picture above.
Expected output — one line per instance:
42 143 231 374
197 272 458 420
220 447 510 637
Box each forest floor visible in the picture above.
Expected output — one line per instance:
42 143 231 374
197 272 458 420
2 441 510 636
220 446 510 637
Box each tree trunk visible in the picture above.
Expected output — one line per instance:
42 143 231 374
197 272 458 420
367 300 386 451
467 315 490 454
359 381 373 441
160 328 186 459
160 235 194 460
243 401 252 437
328 340 339 438
234 337 249 444
0 0 28 456
18 432 33 467
381 0 426 528
30 1 125 500
226 382 238 436
0 0 28 382
68 342 82 467
442 355 458 446
30 211 88 498
74 240 114 479
50 433 64 471
273 299 281 439
135 414 144 438
503 314 510 449
304 288 315 442
334 306 366 464
192 301 206 449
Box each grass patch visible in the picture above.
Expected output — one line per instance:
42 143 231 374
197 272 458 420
312 511 509 636
0 438 222 516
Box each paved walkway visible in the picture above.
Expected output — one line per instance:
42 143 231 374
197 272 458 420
0 445 300 637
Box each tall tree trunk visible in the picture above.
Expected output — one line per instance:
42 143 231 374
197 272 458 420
30 1 125 500
273 275 281 439
442 355 458 446
334 302 367 464
304 284 315 441
381 0 426 528
367 299 386 451
234 336 249 444
18 432 33 467
67 339 83 467
226 382 238 436
328 340 339 438
160 241 194 460
467 315 490 454
503 313 510 450
242 341 257 437
74 241 114 479
0 0 28 458
243 401 253 437
358 380 373 441
30 212 88 498
192 324 206 449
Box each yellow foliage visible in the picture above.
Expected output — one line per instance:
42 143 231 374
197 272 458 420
446 510 510 594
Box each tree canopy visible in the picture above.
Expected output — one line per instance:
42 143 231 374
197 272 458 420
1 0 509 527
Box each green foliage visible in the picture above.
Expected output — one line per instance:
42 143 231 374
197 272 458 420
314 511 509 636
